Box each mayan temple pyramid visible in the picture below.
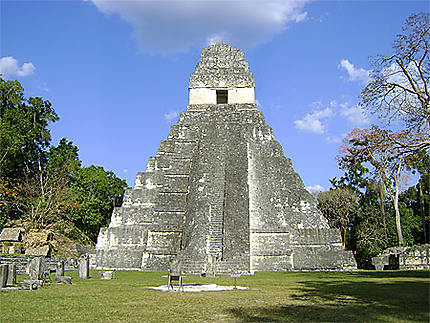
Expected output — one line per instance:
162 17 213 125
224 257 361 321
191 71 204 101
95 43 357 273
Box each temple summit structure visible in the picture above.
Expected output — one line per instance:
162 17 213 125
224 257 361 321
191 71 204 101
95 43 357 274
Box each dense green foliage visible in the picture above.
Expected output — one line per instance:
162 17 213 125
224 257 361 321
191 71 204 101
71 166 126 241
0 79 58 180
0 77 127 246
324 151 429 268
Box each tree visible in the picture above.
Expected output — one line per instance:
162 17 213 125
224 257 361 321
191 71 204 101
70 166 127 242
400 151 430 243
0 77 58 229
0 77 128 249
339 126 426 245
0 78 58 180
317 188 358 247
16 139 81 231
361 12 429 138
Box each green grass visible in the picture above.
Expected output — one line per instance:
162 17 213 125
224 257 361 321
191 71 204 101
1 270 429 322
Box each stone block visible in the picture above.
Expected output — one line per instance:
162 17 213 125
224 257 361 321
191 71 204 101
19 279 42 290
0 264 8 288
78 254 90 279
54 275 72 284
57 260 65 277
98 271 114 280
6 263 16 286
27 257 46 280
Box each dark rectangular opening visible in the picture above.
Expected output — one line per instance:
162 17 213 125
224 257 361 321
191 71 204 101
216 90 228 104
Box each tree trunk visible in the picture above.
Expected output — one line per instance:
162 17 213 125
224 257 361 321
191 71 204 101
378 181 388 241
342 226 346 248
393 182 404 245
418 181 427 243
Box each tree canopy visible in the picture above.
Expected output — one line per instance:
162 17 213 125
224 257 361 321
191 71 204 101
0 77 127 249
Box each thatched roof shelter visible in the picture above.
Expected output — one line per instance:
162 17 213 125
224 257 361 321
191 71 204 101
0 228 24 242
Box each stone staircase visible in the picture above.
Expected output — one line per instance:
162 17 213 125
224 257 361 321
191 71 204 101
178 255 250 275
178 256 206 274
207 190 224 259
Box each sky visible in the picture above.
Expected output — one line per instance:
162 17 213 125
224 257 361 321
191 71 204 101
1 0 428 191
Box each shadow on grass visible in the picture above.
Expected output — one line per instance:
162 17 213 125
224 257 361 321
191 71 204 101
229 304 382 323
227 277 430 322
356 270 430 279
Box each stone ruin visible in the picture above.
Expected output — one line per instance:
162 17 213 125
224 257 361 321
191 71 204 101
95 42 357 274
372 244 430 270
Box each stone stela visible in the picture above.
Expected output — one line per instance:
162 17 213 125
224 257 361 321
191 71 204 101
78 254 90 279
95 42 357 274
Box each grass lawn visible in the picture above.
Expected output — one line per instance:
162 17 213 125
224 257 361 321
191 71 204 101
1 270 429 322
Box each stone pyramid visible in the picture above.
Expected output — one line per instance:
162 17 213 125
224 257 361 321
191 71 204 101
95 43 357 273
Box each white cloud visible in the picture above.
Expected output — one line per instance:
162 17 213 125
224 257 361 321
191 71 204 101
123 169 129 173
340 104 369 126
310 101 323 108
306 184 324 193
91 0 309 53
339 59 369 83
0 56 35 78
38 82 50 92
164 110 179 122
294 108 333 134
295 11 308 23
325 135 342 144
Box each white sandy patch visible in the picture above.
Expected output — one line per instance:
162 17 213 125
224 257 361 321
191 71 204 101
147 283 248 292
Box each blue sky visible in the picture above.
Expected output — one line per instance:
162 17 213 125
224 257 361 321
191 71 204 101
1 0 428 190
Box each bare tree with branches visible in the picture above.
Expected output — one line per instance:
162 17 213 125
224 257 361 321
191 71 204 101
361 13 429 141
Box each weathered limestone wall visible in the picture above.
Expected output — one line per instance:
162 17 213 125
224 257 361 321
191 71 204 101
189 88 217 104
189 88 255 104
228 87 255 104
0 255 76 274
372 244 429 270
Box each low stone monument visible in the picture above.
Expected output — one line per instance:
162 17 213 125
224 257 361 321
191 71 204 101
54 260 71 284
78 254 90 279
27 256 46 280
6 263 16 286
57 260 65 276
18 279 42 290
98 271 114 280
54 275 72 284
0 264 8 288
